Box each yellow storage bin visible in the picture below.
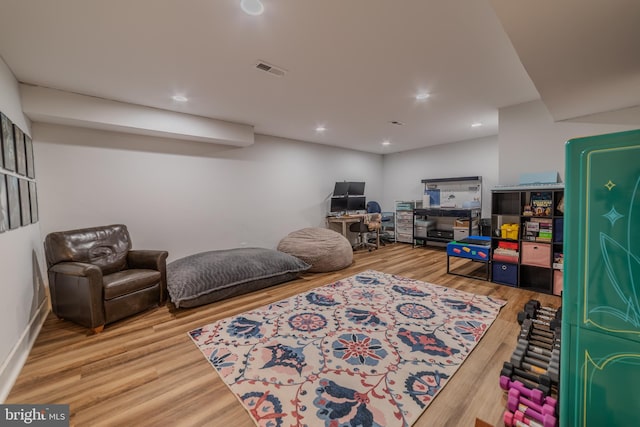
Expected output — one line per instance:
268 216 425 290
501 223 519 240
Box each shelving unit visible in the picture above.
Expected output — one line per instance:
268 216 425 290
413 176 482 247
413 208 481 247
395 200 420 243
490 185 564 295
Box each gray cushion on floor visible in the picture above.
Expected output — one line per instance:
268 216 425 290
167 247 310 308
277 227 353 272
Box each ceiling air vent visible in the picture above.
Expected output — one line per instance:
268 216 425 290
255 60 287 77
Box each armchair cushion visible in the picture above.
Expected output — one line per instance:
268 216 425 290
103 269 162 300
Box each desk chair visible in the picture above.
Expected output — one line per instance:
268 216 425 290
362 201 394 246
365 201 388 246
379 211 395 244
349 213 381 251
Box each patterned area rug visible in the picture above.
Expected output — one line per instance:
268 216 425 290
189 270 505 427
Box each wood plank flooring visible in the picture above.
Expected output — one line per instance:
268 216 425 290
7 243 561 426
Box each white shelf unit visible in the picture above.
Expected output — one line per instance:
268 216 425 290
395 200 420 243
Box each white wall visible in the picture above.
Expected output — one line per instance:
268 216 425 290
498 100 638 184
381 135 499 219
33 123 383 262
0 57 48 401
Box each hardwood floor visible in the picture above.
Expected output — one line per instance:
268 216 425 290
7 244 561 426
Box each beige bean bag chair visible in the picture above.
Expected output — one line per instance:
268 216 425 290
277 227 353 272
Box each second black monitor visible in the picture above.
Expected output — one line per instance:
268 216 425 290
333 181 365 196
347 196 366 211
348 182 365 196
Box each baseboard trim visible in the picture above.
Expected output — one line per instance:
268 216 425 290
0 298 49 402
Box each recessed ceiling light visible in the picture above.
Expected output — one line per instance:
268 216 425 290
382 140 391 146
415 92 430 101
315 126 326 132
471 122 483 127
241 0 264 16
172 95 188 102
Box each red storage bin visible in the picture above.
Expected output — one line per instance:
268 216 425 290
498 241 519 250
492 253 519 263
521 242 551 268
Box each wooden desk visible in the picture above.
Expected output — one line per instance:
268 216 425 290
326 215 364 238
326 214 380 249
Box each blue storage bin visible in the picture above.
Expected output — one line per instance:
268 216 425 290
492 262 518 286
554 218 564 242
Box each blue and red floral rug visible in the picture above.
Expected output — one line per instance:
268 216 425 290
189 270 505 427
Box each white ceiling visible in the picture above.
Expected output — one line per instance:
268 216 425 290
0 1 636 154
490 0 640 125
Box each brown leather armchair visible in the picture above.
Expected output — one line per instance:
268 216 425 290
44 224 168 333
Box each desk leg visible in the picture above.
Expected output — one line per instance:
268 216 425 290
342 222 347 238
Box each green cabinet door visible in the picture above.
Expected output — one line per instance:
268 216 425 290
564 326 640 426
562 129 640 426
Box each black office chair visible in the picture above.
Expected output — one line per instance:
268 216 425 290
350 202 381 251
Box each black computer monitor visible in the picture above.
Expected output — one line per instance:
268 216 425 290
347 196 366 211
333 182 350 196
348 182 365 195
330 197 348 213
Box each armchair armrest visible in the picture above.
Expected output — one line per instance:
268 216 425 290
127 250 169 303
127 250 168 270
48 262 105 329
49 261 102 278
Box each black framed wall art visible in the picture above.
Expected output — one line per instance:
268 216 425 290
0 173 8 233
6 175 20 229
1 110 37 232
29 181 38 223
19 178 30 225
25 134 35 178
1 113 15 172
14 124 26 176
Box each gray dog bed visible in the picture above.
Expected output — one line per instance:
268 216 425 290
167 247 310 308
